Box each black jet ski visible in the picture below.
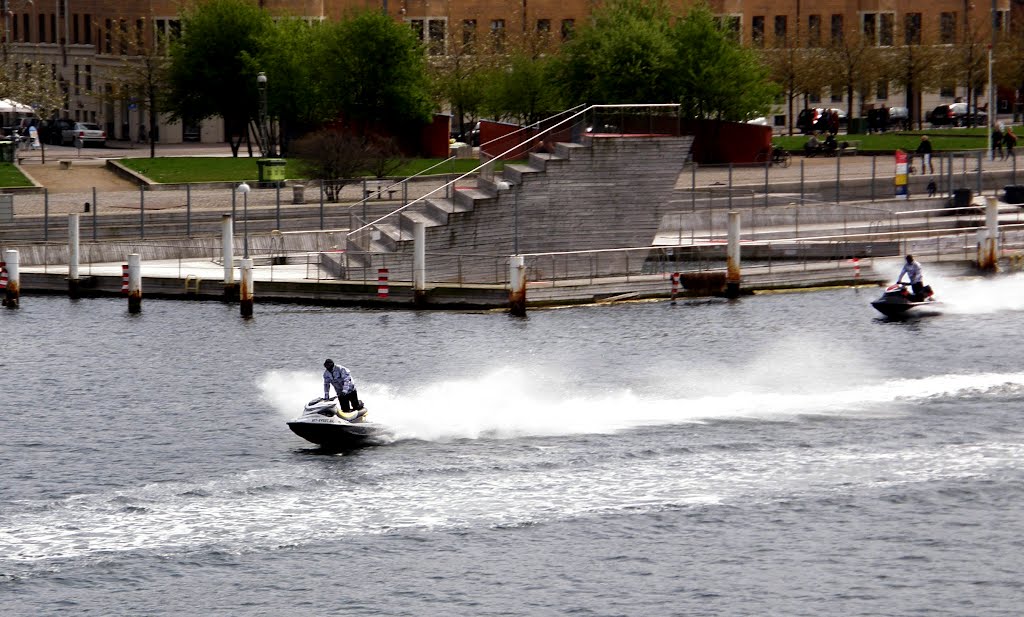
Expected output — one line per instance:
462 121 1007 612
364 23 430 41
871 282 937 317
287 396 388 448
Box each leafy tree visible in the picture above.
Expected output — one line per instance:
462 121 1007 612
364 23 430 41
166 0 272 156
480 47 561 125
670 3 777 121
552 0 775 121
554 0 676 105
316 11 433 136
292 129 373 201
429 32 491 139
946 14 990 127
254 18 333 155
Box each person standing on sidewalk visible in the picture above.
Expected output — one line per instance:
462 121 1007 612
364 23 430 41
1005 127 1017 160
992 125 1005 160
915 135 934 174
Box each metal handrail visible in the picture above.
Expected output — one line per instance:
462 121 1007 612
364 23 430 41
346 103 682 239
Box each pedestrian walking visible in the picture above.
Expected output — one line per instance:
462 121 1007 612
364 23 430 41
1005 127 1017 160
992 125 1004 160
915 135 934 174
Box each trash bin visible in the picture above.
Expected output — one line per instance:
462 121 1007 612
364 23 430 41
1004 185 1024 205
0 140 14 163
292 184 305 205
257 158 286 184
847 118 866 134
953 188 972 209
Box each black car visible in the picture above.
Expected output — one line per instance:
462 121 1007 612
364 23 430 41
929 103 986 127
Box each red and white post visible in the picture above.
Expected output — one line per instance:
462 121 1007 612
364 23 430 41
377 268 389 299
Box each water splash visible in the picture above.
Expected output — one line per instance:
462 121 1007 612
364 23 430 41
258 365 1024 443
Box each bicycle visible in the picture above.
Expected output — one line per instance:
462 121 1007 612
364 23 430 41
756 145 792 168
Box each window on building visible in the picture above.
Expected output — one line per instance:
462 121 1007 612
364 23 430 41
905 13 922 45
71 14 79 43
995 10 1009 32
50 13 56 43
560 19 574 41
808 14 821 47
940 12 956 44
490 19 505 52
104 19 112 53
774 15 787 45
810 93 821 104
84 14 91 45
22 14 29 43
876 80 888 100
136 19 144 48
12 12 17 42
831 14 843 45
85 65 92 91
751 16 764 48
831 90 842 103
38 14 46 44
73 64 80 95
462 19 476 52
880 14 894 46
863 13 876 45
409 19 424 44
119 19 128 54
428 19 446 55
940 84 955 98
537 19 550 33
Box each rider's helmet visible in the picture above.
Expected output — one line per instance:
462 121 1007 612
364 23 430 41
324 359 334 370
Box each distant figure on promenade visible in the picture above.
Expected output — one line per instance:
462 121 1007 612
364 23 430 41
804 132 822 156
28 125 39 150
1005 127 1017 159
915 135 934 174
992 125 1004 160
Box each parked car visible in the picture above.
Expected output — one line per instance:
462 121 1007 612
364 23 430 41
888 106 909 130
46 119 73 145
796 107 848 134
929 103 986 127
61 122 106 147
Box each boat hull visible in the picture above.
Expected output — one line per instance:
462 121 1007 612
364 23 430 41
287 417 387 448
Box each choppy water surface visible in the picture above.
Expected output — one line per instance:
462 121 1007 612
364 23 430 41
3 271 1024 616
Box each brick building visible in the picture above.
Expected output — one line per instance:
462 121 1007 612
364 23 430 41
1 0 1016 143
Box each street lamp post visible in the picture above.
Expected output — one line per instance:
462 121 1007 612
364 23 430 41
256 72 270 157
238 182 250 258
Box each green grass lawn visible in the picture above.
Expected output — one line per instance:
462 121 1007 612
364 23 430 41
118 156 504 184
0 163 35 187
774 126 1011 153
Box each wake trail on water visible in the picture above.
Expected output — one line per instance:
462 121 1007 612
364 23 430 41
874 266 1024 314
258 365 1024 443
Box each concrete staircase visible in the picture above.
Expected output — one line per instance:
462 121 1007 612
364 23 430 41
343 136 695 280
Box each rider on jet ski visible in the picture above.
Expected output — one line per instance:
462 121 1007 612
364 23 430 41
323 359 363 412
896 254 932 301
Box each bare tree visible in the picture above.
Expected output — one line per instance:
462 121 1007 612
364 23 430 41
291 129 373 202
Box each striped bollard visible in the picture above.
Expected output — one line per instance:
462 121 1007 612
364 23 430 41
377 268 389 298
670 272 680 304
852 257 860 282
0 261 6 291
121 264 129 294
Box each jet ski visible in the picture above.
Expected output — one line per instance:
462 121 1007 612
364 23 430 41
287 396 388 448
870 282 937 317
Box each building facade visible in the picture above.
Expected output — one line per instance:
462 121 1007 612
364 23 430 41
2 1 1016 142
